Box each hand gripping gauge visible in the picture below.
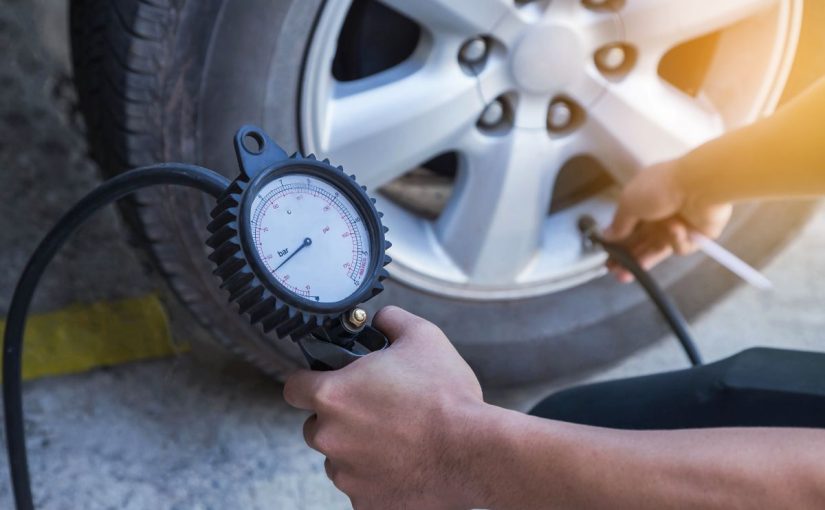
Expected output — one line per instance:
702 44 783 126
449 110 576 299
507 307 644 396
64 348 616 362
206 126 392 370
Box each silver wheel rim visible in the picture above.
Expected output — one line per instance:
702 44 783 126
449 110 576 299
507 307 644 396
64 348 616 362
298 0 802 300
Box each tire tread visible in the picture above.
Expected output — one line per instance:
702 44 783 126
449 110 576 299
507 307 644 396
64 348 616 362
71 0 295 376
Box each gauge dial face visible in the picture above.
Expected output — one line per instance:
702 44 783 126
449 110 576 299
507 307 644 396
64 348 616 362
249 173 372 304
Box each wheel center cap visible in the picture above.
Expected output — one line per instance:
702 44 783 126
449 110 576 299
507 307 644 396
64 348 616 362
510 26 582 94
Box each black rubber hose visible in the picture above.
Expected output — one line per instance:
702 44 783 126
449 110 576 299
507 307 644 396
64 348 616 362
3 164 230 510
578 216 704 367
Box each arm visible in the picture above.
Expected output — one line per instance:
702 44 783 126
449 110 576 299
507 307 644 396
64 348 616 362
474 407 825 510
678 75 825 205
604 76 825 280
284 307 825 510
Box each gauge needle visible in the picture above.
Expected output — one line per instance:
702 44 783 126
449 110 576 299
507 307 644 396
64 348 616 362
275 237 312 272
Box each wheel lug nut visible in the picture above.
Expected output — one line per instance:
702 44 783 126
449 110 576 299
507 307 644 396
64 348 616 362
460 37 488 65
547 101 573 131
582 0 622 10
595 43 636 77
597 45 626 71
479 99 506 128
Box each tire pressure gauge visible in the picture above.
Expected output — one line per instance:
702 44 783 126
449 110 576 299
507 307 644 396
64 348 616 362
206 126 392 370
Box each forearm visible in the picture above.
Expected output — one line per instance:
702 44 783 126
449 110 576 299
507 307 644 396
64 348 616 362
466 405 825 510
677 76 825 205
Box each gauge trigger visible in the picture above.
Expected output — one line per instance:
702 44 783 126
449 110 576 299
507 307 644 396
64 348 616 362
297 326 389 371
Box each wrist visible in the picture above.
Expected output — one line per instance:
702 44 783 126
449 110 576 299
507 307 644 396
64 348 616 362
665 157 695 206
673 148 728 208
444 402 533 509
440 401 509 509
669 158 719 221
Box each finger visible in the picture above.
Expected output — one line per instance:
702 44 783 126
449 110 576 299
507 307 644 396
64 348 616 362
608 222 675 281
610 256 638 283
611 237 658 282
618 272 635 284
283 369 329 411
372 306 433 344
606 235 645 283
666 221 696 256
638 245 674 271
611 267 635 283
631 238 657 260
303 414 319 447
604 200 640 241
633 222 663 248
605 257 632 283
324 458 337 480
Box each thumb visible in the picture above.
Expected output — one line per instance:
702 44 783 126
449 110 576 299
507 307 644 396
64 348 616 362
372 306 435 345
604 200 639 241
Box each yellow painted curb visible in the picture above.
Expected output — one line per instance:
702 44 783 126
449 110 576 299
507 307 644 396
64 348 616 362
1 294 188 380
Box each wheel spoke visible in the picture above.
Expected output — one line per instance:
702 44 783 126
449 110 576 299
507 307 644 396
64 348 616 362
619 0 778 57
587 75 723 181
487 6 534 46
514 95 552 130
436 130 571 284
378 0 512 37
319 62 483 189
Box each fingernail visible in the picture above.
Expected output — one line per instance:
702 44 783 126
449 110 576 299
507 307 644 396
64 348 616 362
614 270 634 283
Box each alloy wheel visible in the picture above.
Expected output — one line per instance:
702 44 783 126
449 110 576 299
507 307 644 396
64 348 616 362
299 0 801 300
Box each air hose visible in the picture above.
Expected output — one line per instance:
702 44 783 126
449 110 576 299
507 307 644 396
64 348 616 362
3 164 231 510
578 216 704 367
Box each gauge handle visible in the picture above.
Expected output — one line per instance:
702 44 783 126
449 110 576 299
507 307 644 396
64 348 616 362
297 326 389 371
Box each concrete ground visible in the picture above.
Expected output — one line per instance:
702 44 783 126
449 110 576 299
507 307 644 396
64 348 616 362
2 1 825 509
0 1 153 316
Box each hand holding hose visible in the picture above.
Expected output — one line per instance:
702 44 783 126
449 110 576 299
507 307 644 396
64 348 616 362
603 160 733 282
